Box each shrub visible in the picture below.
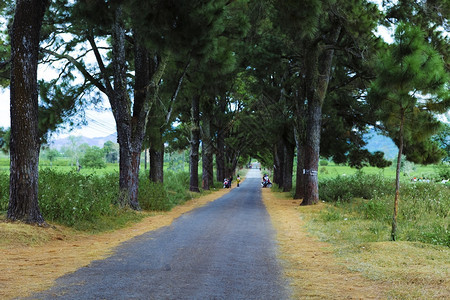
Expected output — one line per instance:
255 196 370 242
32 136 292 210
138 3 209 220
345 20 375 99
38 169 115 226
319 171 391 202
319 160 329 166
358 198 392 222
80 147 106 169
139 181 172 211
0 171 9 211
436 164 450 181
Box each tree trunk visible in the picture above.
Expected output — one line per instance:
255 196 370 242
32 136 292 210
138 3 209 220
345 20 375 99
283 137 295 192
391 113 404 241
109 10 168 209
110 6 136 208
149 141 164 183
202 115 214 190
301 98 322 205
216 96 226 182
273 139 285 188
189 94 200 192
301 26 341 206
8 0 49 225
294 125 305 199
216 129 225 182
144 148 147 170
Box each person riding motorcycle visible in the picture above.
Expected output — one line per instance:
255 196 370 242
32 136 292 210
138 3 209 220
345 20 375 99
261 174 271 187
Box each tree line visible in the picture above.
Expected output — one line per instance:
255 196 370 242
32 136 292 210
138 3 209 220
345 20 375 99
0 0 448 240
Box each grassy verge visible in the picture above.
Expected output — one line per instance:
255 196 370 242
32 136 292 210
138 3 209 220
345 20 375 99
318 172 449 246
265 189 449 299
303 203 449 299
270 170 449 298
0 168 224 232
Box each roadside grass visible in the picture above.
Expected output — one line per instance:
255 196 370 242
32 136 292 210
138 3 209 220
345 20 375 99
0 166 223 232
291 171 449 298
302 205 449 299
317 172 449 247
266 190 449 299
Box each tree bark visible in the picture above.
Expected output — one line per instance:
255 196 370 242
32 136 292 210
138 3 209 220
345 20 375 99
301 26 341 206
283 137 295 192
149 141 164 183
273 139 285 188
301 96 322 205
215 96 226 182
8 0 49 225
202 115 214 190
144 148 147 170
110 6 136 208
293 125 306 199
391 112 404 241
109 8 168 209
189 94 200 192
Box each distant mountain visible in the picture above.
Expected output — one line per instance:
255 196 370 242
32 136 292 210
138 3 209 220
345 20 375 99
48 130 399 160
363 130 398 159
49 133 117 149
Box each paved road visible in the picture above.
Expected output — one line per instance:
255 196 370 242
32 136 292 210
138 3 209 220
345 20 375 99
27 169 290 299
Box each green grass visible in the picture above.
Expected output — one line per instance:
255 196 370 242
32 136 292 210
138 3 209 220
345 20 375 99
317 162 441 180
0 160 228 232
315 172 449 247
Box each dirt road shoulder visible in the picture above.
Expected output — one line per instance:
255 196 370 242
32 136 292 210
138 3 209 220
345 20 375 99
261 188 387 299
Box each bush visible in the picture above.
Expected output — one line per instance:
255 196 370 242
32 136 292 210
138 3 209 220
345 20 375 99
80 147 106 169
38 169 115 226
436 164 450 181
319 160 329 166
0 171 9 211
139 181 172 211
319 171 391 202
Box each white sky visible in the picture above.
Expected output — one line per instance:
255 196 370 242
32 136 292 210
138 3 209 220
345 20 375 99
0 87 116 139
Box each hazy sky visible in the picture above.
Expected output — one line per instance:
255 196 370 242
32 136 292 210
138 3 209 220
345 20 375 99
0 88 116 139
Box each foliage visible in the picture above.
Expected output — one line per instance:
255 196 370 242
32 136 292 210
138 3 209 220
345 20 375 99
0 168 208 228
38 169 116 226
139 181 172 211
80 146 106 169
0 171 9 211
319 160 329 166
319 171 391 202
103 141 119 163
436 164 450 181
368 22 449 164
41 148 60 166
432 123 450 162
0 127 10 154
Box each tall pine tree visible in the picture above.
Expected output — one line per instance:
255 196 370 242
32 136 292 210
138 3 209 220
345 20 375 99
368 23 449 240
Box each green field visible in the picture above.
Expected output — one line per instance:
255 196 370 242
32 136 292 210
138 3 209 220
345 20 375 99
1 153 446 182
316 163 440 181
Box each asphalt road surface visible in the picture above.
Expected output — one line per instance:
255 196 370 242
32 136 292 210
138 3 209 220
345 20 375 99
27 169 290 299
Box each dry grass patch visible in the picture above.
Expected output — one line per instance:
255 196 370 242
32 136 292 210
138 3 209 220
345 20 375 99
343 242 449 299
0 188 230 300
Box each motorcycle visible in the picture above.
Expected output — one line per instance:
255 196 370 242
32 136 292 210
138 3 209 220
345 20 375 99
261 176 272 188
223 178 231 188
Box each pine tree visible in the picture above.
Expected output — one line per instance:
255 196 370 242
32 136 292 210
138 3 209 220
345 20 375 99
8 0 50 224
368 22 449 241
